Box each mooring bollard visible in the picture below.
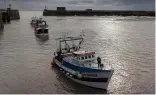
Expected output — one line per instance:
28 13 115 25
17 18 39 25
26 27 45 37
6 8 11 23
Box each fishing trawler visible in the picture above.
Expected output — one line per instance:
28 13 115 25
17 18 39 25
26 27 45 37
34 19 49 35
52 33 114 89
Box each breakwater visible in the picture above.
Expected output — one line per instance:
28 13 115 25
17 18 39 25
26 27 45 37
0 12 4 29
10 10 20 20
0 8 20 23
43 7 155 16
0 8 20 29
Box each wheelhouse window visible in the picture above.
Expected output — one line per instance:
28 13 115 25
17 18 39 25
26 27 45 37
88 55 91 58
77 57 80 60
81 56 84 60
85 56 88 59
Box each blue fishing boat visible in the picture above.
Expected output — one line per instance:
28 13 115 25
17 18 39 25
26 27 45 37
52 33 114 89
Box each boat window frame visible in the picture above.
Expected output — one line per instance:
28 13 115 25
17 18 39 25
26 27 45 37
81 56 84 60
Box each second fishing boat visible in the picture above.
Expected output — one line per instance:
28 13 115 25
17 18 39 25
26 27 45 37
34 18 49 36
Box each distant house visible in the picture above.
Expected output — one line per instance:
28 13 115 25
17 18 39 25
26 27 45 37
86 9 92 12
57 7 66 12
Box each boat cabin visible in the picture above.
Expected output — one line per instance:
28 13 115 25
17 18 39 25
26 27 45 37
31 17 39 24
72 51 95 61
64 51 98 68
36 21 48 28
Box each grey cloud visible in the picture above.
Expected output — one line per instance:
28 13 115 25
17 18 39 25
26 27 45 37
0 0 154 11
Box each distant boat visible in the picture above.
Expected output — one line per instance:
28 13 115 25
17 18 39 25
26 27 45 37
30 17 39 26
34 19 49 36
52 33 114 89
57 17 63 20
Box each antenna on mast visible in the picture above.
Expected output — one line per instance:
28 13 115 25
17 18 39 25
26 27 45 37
45 5 47 10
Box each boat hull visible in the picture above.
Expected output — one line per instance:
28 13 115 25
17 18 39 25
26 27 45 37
67 75 109 89
53 57 114 90
35 28 49 35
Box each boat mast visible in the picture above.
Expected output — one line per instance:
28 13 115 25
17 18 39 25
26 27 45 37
63 33 70 52
78 31 84 49
59 40 62 53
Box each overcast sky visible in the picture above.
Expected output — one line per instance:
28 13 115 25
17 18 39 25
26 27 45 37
0 0 155 11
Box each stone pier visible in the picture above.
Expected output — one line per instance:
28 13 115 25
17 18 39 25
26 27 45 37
10 10 20 20
0 8 20 29
0 12 4 29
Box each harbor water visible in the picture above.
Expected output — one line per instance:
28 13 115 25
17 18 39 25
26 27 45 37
0 11 155 94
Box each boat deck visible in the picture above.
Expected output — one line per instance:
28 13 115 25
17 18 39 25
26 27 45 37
63 56 112 70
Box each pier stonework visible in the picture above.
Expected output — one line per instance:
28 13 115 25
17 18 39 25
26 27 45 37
6 8 11 22
0 9 20 21
10 10 20 20
0 8 20 29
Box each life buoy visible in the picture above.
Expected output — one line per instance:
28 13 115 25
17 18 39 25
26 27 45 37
51 61 55 65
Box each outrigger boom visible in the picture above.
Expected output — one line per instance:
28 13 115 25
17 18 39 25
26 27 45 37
55 33 84 53
56 37 83 42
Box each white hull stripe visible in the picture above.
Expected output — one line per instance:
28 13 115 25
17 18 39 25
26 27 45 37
53 58 112 89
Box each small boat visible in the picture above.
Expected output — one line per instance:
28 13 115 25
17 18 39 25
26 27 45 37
34 20 49 35
30 17 39 26
52 33 114 89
